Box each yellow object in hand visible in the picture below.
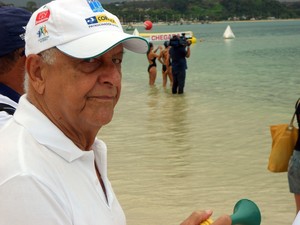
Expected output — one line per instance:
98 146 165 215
200 218 213 225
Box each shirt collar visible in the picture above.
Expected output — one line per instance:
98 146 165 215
0 83 21 103
14 95 103 162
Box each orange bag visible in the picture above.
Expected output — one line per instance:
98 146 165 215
268 113 298 172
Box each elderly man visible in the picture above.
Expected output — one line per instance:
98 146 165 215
0 6 31 126
0 0 230 225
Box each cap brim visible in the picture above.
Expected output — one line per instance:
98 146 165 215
56 31 149 59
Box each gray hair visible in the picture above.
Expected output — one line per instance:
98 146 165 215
24 48 58 92
39 48 58 65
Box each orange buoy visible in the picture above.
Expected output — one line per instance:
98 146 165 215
143 20 153 30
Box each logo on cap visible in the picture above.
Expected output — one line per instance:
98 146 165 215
85 14 117 28
87 0 104 13
96 14 117 24
85 16 98 25
35 9 50 25
37 25 49 43
19 26 26 41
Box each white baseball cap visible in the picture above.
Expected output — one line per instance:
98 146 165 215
25 0 149 58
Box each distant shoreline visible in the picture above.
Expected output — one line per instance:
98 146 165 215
211 18 300 24
123 18 300 27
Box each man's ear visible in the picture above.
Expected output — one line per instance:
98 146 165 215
25 54 46 95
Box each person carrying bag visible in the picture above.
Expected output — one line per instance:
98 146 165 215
288 99 300 214
268 99 300 173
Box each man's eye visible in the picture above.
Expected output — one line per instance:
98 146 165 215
112 58 122 64
84 58 100 64
76 58 102 73
82 58 102 68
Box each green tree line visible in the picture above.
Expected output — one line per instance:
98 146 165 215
1 0 299 22
103 0 300 23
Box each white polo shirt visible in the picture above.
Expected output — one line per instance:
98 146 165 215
0 95 126 225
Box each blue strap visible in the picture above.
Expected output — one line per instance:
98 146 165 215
0 103 15 115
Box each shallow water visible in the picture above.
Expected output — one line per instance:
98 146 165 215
99 20 300 225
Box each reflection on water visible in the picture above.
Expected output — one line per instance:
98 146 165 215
99 21 300 225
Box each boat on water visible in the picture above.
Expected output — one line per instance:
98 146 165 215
133 28 197 44
223 25 235 39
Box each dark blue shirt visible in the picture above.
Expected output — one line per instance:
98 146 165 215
0 83 21 103
169 46 188 71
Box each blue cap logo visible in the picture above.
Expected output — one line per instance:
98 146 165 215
86 0 104 13
85 16 98 25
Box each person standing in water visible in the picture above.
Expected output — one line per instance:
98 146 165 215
158 41 173 88
169 34 191 94
147 42 161 86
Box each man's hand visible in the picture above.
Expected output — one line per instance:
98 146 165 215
211 215 231 225
180 210 212 225
180 210 231 225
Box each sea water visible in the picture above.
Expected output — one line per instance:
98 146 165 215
99 20 300 225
